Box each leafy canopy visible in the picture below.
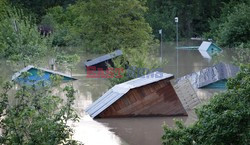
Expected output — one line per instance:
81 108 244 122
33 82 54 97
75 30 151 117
0 80 81 144
162 64 250 145
43 0 155 53
0 6 50 65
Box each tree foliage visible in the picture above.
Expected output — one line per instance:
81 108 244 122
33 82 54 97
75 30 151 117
205 0 250 46
10 0 76 21
0 6 50 65
41 6 82 47
217 3 250 47
0 80 81 144
232 43 250 65
162 64 250 145
145 0 232 40
43 0 155 53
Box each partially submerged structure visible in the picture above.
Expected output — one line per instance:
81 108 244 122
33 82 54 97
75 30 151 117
174 79 201 110
198 41 222 58
86 72 188 118
176 46 199 50
199 50 213 59
177 63 239 89
12 65 76 86
84 50 123 70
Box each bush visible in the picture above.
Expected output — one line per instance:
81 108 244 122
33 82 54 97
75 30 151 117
232 43 250 65
0 6 50 65
41 6 83 47
217 3 250 47
162 64 250 145
43 0 156 53
0 82 81 144
205 1 250 47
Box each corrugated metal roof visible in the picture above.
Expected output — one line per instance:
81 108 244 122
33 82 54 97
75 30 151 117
85 71 174 118
174 79 201 110
84 50 123 67
12 65 76 81
177 62 239 89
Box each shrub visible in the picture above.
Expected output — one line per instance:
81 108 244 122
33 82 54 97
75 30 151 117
162 64 250 145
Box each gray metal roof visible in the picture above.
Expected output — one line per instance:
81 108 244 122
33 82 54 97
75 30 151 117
84 50 123 67
177 62 239 88
12 65 76 81
174 79 201 110
85 71 174 118
198 41 212 51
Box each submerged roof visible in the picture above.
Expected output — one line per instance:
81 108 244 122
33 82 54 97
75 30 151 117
198 41 222 51
85 50 122 67
12 65 76 86
85 71 174 118
177 62 239 89
174 79 201 110
199 49 212 59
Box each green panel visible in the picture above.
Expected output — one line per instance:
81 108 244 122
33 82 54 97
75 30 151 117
207 44 222 54
202 80 227 89
176 46 199 50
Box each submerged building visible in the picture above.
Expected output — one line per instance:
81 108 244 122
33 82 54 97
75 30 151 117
86 71 189 118
198 41 222 59
177 62 239 89
84 50 123 70
12 65 76 86
198 41 222 53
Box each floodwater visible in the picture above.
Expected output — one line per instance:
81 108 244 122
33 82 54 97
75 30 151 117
0 40 235 145
69 40 234 145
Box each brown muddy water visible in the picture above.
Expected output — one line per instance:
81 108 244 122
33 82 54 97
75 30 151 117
0 41 235 145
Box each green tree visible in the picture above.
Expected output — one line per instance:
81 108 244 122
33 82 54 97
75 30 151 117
51 0 155 53
145 0 176 40
0 6 50 66
145 0 230 40
232 43 250 65
162 64 250 145
55 53 80 76
10 0 76 21
216 3 250 47
41 6 82 47
0 80 81 144
205 0 250 45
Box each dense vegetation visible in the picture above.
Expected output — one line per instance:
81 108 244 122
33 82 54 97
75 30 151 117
162 64 250 145
0 0 249 144
0 78 81 144
2 0 248 50
0 3 50 65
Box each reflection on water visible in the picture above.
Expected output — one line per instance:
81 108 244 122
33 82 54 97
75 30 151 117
0 41 235 145
69 115 123 145
97 117 187 145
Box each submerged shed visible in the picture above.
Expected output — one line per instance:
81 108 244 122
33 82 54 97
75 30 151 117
174 79 201 110
177 62 239 89
84 50 123 70
198 41 222 55
12 65 76 86
86 71 188 118
199 50 212 59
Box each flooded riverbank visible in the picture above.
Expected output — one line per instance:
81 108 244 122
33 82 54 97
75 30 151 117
0 41 235 145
